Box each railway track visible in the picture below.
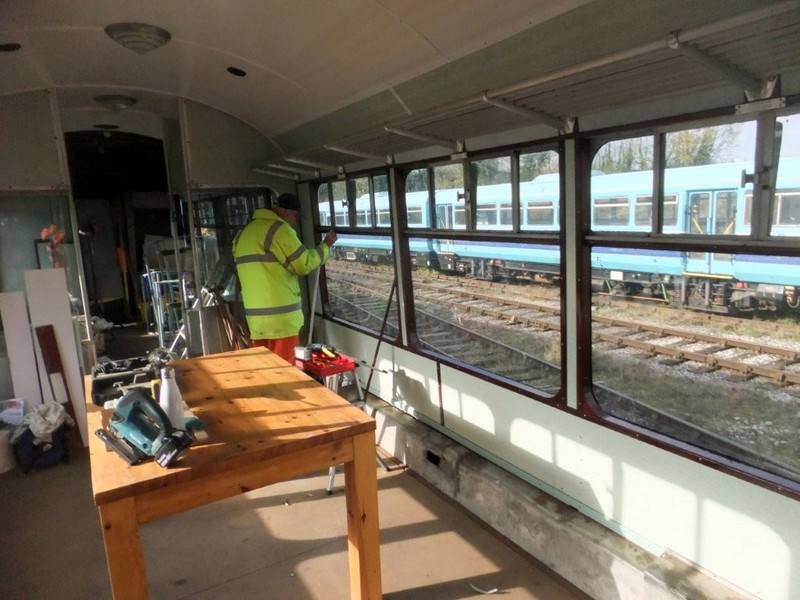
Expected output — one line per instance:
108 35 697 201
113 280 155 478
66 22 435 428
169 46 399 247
326 260 800 387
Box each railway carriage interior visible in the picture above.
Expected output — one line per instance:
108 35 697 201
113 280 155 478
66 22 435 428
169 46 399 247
2 1 800 599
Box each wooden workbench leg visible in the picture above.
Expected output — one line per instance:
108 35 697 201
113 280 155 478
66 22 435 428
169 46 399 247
98 497 148 600
344 431 382 600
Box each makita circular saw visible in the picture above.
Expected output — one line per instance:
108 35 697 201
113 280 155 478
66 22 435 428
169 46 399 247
95 388 192 468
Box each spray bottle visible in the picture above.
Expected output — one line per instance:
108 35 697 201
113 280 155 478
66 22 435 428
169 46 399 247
159 366 185 430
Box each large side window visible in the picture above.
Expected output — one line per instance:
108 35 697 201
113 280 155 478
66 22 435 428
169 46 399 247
520 150 560 232
409 149 562 399
319 174 397 338
587 115 800 488
472 156 512 231
772 114 800 237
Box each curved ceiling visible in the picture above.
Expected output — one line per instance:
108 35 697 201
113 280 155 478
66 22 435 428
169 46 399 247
2 0 800 172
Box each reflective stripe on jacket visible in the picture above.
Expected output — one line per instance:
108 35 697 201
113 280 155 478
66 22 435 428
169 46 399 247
232 208 330 339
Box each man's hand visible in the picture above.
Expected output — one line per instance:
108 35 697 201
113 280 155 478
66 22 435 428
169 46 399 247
324 230 338 246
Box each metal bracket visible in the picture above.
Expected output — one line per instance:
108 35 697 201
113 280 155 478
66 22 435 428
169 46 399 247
384 125 454 151
735 96 786 116
324 144 389 163
667 31 775 101
482 92 571 132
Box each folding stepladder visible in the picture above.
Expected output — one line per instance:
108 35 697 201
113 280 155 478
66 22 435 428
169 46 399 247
320 365 365 494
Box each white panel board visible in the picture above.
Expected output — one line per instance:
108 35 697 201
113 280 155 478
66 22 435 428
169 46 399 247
24 270 88 445
0 292 42 407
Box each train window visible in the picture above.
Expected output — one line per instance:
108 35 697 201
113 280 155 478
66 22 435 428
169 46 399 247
743 192 753 228
317 183 331 227
634 194 678 228
352 177 373 228
376 197 392 227
773 191 800 229
411 236 561 397
520 151 560 232
324 233 398 336
406 168 430 228
525 201 555 227
472 157 511 232
772 113 800 236
453 206 467 228
634 196 652 227
331 180 348 227
355 202 371 227
589 247 800 486
372 174 390 229
593 197 629 227
663 194 678 228
434 164 465 230
499 202 512 226
591 137 652 232
664 122 755 236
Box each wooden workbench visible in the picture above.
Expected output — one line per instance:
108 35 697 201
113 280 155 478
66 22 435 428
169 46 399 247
86 347 382 599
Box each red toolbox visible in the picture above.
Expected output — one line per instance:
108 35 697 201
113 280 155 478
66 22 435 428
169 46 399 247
296 350 357 377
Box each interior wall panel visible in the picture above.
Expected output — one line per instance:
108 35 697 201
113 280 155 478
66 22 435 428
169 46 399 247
0 91 62 189
183 101 277 187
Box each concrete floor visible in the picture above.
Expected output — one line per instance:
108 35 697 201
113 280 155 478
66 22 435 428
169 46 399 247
0 445 592 600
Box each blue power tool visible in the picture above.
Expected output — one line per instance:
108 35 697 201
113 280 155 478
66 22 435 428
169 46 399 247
95 388 192 467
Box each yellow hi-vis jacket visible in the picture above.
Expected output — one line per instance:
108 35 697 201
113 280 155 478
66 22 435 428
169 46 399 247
232 208 330 340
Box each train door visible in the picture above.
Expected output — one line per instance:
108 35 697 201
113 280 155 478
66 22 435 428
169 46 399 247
683 189 737 276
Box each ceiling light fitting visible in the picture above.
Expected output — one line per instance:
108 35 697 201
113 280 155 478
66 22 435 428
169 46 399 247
105 22 171 54
94 94 137 112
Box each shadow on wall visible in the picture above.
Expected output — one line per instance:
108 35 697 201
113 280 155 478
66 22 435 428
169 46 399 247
376 374 624 599
385 364 787 600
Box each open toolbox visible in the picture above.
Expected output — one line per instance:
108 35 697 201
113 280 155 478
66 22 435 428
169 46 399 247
295 345 357 377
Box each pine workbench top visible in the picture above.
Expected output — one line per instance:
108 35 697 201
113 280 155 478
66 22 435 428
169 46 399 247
85 347 376 507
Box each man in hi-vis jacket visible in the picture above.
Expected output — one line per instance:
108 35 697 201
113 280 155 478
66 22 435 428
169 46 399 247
233 193 337 363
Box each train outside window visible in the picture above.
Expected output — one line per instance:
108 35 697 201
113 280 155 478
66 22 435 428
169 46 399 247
588 116 800 487
434 164 465 230
472 156 511 232
773 191 800 229
633 195 652 227
405 168 430 228
331 180 348 227
593 196 629 227
372 174 389 229
772 113 800 236
352 177 373 228
525 201 555 227
520 151 560 232
317 183 331 227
